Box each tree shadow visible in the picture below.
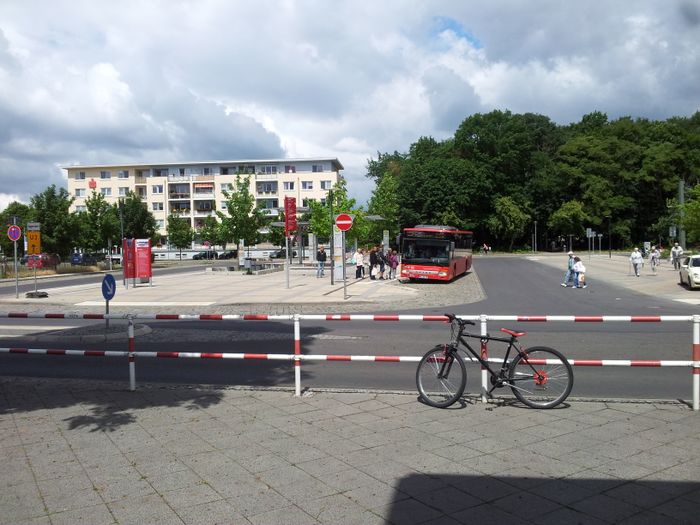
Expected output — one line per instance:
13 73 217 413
386 473 700 523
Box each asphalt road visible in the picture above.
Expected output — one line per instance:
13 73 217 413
0 257 696 402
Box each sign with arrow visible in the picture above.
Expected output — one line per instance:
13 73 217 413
102 274 116 301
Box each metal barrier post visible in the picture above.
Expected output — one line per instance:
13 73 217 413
128 316 136 391
294 315 301 396
693 315 700 411
480 314 488 403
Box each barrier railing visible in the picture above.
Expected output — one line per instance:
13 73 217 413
1 311 698 410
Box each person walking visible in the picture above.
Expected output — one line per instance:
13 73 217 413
671 242 684 270
561 251 575 287
315 245 327 278
368 247 379 280
388 250 399 280
572 256 587 288
354 248 364 279
649 245 661 274
630 247 644 277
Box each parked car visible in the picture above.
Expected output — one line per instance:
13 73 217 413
70 253 104 266
219 250 238 259
270 249 298 259
27 253 61 268
679 255 700 289
192 251 218 260
107 253 122 265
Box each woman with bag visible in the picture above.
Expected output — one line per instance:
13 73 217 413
369 247 379 280
354 248 364 279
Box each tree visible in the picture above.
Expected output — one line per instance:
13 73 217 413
167 213 194 258
486 196 531 251
121 192 159 242
307 179 365 244
83 191 120 252
216 174 263 253
0 201 32 257
366 171 400 243
547 200 589 238
198 216 220 248
30 185 78 256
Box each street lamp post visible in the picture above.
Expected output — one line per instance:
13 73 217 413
606 215 611 258
119 199 125 285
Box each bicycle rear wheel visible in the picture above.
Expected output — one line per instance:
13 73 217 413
416 345 467 408
508 346 573 409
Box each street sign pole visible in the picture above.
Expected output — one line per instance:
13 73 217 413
342 231 348 300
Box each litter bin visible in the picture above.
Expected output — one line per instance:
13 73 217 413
244 258 252 273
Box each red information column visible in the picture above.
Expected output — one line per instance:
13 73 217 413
134 239 152 279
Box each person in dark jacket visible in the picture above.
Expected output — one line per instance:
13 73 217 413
369 247 379 280
316 246 327 277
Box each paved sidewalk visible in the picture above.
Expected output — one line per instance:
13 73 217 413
2 377 699 524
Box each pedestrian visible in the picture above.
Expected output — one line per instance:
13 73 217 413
482 243 490 255
649 245 660 274
369 246 379 280
388 250 399 279
377 245 387 279
561 251 575 287
315 245 327 278
572 256 587 288
354 248 364 279
671 242 684 270
630 247 643 277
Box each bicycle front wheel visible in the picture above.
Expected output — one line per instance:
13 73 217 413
508 346 573 409
416 346 467 408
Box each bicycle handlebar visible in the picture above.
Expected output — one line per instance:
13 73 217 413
444 313 476 326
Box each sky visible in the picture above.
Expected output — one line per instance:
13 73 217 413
1 0 699 210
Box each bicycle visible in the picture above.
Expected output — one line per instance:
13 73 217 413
416 314 574 409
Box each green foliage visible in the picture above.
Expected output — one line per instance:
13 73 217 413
167 213 194 251
308 179 365 243
81 191 120 252
216 174 263 252
30 185 77 256
120 192 159 243
485 196 531 251
198 215 220 247
547 200 589 237
0 201 32 256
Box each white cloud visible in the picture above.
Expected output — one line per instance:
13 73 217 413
0 0 698 207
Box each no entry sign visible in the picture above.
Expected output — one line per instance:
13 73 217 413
335 213 353 232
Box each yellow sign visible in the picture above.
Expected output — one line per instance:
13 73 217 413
27 231 41 255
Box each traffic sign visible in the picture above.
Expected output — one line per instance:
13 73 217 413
27 222 41 231
7 225 21 242
102 274 116 301
335 213 353 232
27 231 41 255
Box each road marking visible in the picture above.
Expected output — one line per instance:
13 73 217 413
0 324 84 330
673 298 700 305
308 334 364 340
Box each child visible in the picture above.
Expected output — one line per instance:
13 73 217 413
572 256 587 288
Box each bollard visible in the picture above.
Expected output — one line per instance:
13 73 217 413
128 316 136 391
694 315 699 411
294 315 301 396
480 314 488 403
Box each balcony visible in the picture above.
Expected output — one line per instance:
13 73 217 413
194 209 215 217
168 192 191 199
135 176 148 184
192 174 214 182
256 173 278 181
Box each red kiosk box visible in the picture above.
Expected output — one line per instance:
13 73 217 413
122 238 152 281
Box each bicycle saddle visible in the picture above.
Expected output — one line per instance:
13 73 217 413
500 328 526 337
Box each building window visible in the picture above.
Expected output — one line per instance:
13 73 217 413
75 171 86 180
179 168 185 175
220 183 233 192
260 165 277 174
100 171 111 179
75 188 86 197
119 187 129 197
156 219 164 229
285 165 296 173
312 164 324 173
152 185 164 194
204 167 210 175
75 205 86 213
118 170 129 179
100 188 112 197
302 198 314 207
283 181 295 191
256 182 278 194
301 181 313 190
220 201 228 210
152 202 164 211
320 180 332 190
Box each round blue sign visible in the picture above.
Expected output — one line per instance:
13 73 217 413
7 225 21 242
102 274 117 301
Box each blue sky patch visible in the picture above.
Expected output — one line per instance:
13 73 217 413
432 16 483 49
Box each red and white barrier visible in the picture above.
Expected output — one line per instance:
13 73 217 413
1 311 699 410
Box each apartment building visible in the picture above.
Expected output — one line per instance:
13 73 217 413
63 158 343 243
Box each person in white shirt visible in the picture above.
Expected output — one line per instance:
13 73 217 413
671 242 684 270
572 256 587 288
630 247 644 277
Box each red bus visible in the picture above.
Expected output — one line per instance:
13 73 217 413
399 225 473 281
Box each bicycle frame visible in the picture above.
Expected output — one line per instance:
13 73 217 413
454 331 521 381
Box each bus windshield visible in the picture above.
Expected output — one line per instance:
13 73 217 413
401 239 451 265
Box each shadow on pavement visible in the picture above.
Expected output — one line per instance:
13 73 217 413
386 473 700 523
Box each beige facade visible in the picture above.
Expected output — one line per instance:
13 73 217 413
63 158 343 242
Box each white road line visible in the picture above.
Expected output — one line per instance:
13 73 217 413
76 301 214 306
